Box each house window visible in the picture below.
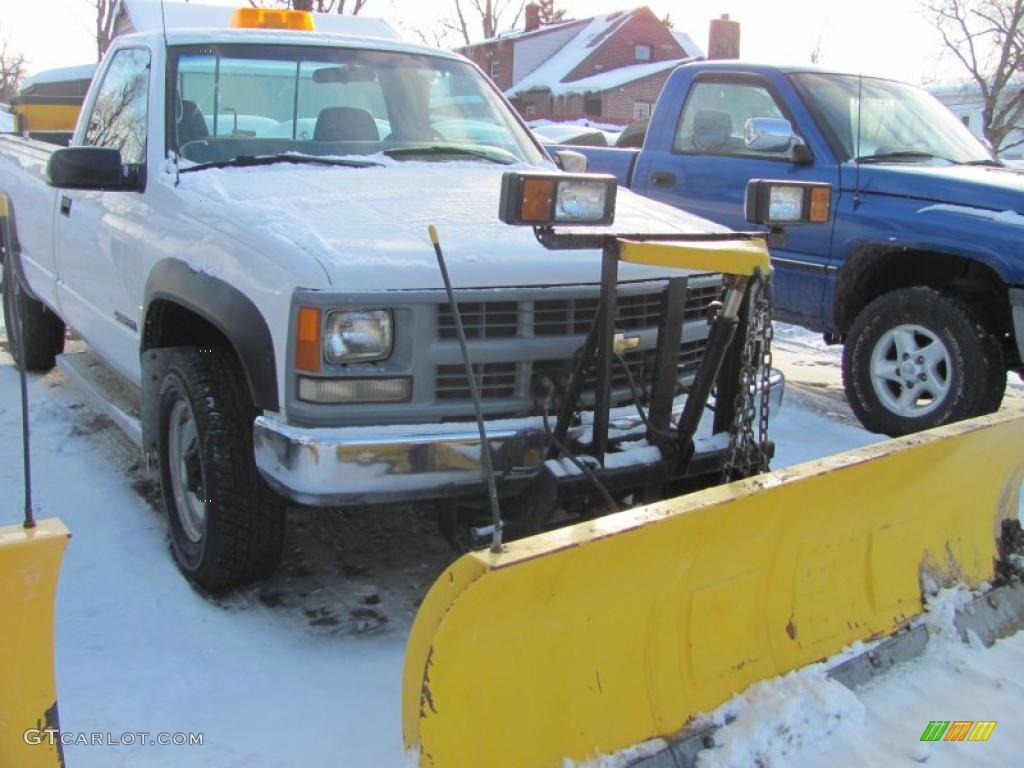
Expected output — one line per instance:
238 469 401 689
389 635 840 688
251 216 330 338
490 61 499 79
635 44 651 62
584 94 602 117
633 101 652 120
525 105 537 116
961 115 970 127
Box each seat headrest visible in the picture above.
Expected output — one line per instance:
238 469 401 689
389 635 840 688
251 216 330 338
313 107 380 142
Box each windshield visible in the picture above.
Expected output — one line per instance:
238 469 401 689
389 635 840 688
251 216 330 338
792 73 992 164
168 44 547 167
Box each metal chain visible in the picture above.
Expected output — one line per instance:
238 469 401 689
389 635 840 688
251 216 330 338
722 269 774 483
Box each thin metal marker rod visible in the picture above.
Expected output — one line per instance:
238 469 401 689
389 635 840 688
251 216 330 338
428 226 503 552
1 196 34 528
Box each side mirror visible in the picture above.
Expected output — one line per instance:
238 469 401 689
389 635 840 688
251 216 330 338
553 149 588 173
744 117 812 164
46 147 138 191
744 117 796 152
745 179 832 225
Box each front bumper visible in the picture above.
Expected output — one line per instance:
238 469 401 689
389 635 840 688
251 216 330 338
254 370 785 506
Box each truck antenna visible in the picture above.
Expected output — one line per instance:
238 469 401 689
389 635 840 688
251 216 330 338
854 73 863 210
1 197 35 528
159 0 182 187
427 225 504 553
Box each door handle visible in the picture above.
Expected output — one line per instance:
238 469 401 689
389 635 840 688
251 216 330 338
60 196 72 217
650 171 676 187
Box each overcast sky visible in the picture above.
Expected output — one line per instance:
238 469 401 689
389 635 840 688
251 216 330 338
3 0 963 85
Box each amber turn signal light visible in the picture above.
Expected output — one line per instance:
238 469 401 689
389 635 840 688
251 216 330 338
295 306 322 373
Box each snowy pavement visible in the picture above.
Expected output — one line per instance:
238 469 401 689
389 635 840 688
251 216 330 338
1 317 1022 767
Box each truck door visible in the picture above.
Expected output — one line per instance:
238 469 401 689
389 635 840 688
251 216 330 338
634 74 838 328
54 47 152 380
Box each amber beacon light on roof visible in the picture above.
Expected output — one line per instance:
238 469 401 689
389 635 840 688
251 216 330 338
230 8 316 31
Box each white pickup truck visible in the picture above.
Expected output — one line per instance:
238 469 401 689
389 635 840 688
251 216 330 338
0 11 783 588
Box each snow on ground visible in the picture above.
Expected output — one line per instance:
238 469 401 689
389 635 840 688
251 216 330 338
0 308 1021 767
696 589 1024 768
0 107 14 133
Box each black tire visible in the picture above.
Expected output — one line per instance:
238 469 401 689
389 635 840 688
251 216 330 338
157 347 285 590
842 287 1006 436
2 261 65 371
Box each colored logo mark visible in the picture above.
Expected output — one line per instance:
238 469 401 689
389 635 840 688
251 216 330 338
920 721 996 742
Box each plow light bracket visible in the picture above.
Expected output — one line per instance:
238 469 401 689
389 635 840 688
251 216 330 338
499 171 617 227
745 179 832 225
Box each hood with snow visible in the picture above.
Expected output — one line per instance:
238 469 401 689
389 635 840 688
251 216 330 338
168 161 733 291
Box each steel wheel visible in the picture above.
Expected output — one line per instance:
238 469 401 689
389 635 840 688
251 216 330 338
167 398 207 545
869 324 952 418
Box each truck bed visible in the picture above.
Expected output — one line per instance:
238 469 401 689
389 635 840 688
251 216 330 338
553 144 640 186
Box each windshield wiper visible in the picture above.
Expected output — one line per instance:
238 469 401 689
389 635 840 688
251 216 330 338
178 153 382 175
854 151 951 164
381 145 514 164
961 158 1005 167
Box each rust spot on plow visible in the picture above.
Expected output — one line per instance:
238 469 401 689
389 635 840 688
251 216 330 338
420 647 438 718
785 616 797 640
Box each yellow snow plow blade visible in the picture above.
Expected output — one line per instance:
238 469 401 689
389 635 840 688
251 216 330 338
0 518 71 768
403 409 1024 768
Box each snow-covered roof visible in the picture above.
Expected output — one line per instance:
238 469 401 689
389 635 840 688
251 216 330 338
120 0 400 40
464 18 583 47
504 11 634 96
510 55 689 97
503 9 692 97
672 30 704 59
21 64 97 89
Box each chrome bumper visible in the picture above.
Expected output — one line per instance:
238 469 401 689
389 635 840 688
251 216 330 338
254 370 785 506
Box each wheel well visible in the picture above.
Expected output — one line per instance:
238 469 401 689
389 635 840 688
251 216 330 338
143 299 232 352
834 247 1012 343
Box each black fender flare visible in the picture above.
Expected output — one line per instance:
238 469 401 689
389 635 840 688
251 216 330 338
143 259 279 412
0 194 44 303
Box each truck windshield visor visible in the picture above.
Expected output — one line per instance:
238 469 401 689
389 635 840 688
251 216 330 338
792 72 993 165
167 44 547 167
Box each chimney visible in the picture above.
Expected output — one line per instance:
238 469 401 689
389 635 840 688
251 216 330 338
525 3 541 32
708 13 740 60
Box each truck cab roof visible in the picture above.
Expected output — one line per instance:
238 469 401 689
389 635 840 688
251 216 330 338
114 28 465 64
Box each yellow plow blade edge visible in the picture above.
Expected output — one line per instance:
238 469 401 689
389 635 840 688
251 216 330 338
0 518 71 768
403 410 1024 768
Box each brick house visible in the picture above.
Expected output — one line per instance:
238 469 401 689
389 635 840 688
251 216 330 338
458 6 738 125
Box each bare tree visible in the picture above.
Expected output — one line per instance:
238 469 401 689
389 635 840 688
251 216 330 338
0 33 27 103
93 0 119 60
809 32 824 65
441 0 525 45
924 0 1024 153
538 0 565 25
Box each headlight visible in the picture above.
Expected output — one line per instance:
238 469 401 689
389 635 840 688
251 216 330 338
324 309 393 363
498 171 617 226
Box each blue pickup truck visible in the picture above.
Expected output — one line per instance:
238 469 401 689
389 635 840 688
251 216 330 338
572 61 1024 436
